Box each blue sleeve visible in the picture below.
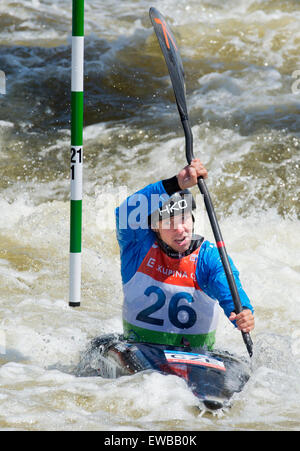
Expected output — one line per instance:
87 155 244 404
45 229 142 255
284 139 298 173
196 241 254 319
115 181 170 284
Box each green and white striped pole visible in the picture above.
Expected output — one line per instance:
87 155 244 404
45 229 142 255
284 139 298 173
69 0 84 307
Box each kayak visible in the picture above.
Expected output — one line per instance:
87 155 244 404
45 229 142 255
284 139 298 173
79 334 251 411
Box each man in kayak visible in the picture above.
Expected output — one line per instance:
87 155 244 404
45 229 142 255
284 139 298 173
115 159 254 349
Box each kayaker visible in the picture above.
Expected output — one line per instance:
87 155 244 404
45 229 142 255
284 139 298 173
115 159 254 349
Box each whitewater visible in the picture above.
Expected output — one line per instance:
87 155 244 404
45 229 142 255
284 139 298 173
0 0 299 430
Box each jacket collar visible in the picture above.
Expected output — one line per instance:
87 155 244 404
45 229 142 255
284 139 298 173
155 234 204 259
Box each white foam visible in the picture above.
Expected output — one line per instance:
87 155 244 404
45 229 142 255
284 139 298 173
0 121 14 129
0 0 300 431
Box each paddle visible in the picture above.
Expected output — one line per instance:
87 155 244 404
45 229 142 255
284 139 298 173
149 7 253 358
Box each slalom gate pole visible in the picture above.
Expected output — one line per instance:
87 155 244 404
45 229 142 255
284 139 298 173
69 0 84 307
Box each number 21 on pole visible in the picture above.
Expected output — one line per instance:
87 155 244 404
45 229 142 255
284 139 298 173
71 147 82 181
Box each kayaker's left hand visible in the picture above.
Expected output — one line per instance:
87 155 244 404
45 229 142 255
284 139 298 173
229 309 255 333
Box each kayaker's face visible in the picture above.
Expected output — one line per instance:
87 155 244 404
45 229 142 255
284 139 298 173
155 213 193 252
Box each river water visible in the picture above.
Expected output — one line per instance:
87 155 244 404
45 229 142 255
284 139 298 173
0 0 299 431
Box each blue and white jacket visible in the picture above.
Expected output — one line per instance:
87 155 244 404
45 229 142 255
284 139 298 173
115 178 253 348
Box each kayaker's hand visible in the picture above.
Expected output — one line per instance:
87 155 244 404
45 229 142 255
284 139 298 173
177 159 208 190
229 309 255 333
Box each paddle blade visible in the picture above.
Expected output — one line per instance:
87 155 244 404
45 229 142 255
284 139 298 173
149 7 188 121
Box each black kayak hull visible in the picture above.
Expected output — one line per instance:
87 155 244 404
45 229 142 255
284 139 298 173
79 334 251 411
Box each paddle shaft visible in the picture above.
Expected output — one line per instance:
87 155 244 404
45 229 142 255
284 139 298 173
182 119 253 357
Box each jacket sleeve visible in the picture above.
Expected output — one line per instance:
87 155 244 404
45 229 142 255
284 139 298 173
196 241 254 319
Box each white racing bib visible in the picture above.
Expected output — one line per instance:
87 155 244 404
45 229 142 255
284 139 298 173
123 242 219 340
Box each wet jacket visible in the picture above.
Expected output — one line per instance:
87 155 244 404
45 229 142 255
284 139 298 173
115 178 253 348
